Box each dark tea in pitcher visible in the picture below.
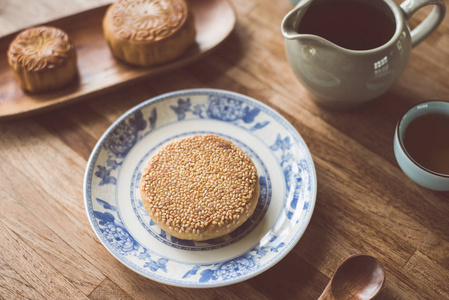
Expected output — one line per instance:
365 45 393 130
297 0 396 50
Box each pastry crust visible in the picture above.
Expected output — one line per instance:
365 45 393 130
103 0 196 67
139 135 260 241
7 26 78 93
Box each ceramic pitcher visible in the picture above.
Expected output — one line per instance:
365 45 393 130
282 0 446 109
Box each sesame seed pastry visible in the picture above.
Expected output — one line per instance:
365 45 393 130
7 26 78 93
139 134 260 241
103 0 196 67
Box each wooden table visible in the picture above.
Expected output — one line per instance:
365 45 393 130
1 0 449 299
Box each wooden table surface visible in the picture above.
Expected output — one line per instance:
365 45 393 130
1 0 449 299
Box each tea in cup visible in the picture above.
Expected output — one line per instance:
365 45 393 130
281 0 446 109
394 101 449 191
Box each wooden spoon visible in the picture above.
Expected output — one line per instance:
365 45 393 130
318 254 385 300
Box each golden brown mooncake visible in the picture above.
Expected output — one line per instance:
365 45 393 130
7 26 78 93
103 0 196 67
139 135 260 241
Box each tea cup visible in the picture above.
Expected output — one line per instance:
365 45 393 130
281 0 446 110
394 100 449 191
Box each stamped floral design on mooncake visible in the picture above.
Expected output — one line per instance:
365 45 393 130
8 26 74 72
111 0 188 41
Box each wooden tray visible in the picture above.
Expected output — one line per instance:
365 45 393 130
0 0 236 120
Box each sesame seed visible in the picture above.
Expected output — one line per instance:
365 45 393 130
140 134 258 239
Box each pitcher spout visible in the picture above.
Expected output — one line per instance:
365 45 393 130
281 0 314 40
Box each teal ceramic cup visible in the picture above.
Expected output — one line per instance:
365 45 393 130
394 101 449 191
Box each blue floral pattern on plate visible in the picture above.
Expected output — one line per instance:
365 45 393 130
84 89 316 287
93 198 168 273
94 109 156 186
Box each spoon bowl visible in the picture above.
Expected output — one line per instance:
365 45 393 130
319 254 385 300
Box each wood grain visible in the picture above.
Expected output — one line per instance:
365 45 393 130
0 183 105 295
88 279 133 300
0 261 45 300
0 222 88 299
1 0 449 299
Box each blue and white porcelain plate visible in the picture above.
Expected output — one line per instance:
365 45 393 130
84 89 317 287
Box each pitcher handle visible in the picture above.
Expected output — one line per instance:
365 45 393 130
400 0 446 47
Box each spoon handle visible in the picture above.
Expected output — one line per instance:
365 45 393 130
317 282 334 300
